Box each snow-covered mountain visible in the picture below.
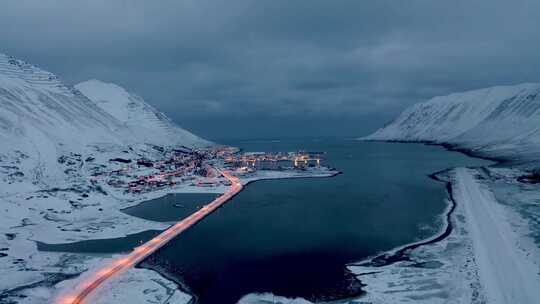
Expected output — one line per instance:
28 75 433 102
0 53 209 189
75 80 209 148
0 53 125 147
364 83 540 163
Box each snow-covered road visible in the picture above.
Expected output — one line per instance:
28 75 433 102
454 168 540 304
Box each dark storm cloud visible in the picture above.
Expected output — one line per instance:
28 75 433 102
1 0 540 140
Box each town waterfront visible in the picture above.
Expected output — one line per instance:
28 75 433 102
140 139 493 303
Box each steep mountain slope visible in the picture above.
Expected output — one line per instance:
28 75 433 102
75 80 209 148
364 83 540 163
0 54 125 146
0 53 130 188
0 53 209 190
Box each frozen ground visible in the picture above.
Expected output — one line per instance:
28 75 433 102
0 145 213 303
54 257 193 304
454 168 540 303
350 168 540 304
86 267 192 304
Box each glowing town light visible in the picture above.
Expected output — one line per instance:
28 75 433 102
116 258 130 266
97 268 112 276
58 296 76 304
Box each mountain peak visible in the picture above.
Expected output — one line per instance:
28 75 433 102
76 79 210 147
0 52 70 94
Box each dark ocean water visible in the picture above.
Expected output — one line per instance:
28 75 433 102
138 139 493 303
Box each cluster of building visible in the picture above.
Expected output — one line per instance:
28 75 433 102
224 151 324 170
91 148 206 193
93 146 325 194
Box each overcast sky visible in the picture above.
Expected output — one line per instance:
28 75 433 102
2 0 540 141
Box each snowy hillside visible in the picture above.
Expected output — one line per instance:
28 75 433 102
0 53 209 190
0 53 125 147
364 83 540 162
76 80 209 148
0 53 129 190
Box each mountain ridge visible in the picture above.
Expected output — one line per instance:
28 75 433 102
364 83 540 164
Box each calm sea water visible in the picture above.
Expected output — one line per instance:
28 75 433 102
138 139 493 303
123 193 221 222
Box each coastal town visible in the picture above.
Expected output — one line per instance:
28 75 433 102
90 146 327 194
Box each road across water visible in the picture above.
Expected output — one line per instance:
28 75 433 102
57 171 242 304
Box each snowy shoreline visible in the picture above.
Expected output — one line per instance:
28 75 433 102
347 137 540 303
226 142 496 304
348 167 460 268
49 168 340 304
237 139 540 304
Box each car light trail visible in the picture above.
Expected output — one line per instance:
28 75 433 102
57 170 242 304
